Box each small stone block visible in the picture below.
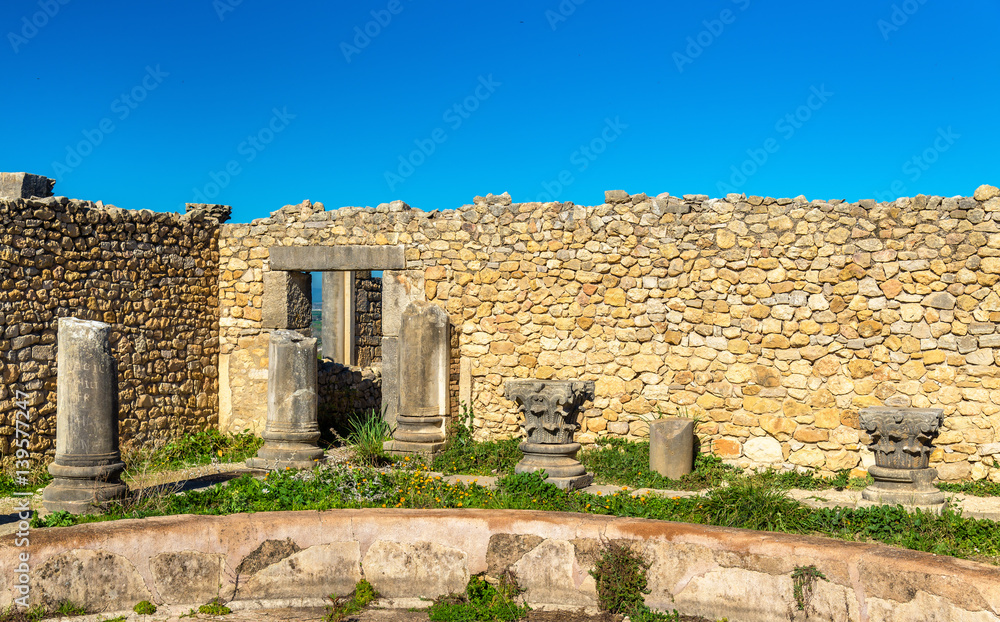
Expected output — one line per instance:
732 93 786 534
262 271 312 329
649 418 695 479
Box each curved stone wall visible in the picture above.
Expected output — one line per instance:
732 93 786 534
1 509 998 621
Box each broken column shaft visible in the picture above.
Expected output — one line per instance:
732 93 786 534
385 301 449 455
43 318 126 514
247 330 325 470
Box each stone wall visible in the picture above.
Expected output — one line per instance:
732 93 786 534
355 271 382 367
0 195 221 458
218 186 1000 481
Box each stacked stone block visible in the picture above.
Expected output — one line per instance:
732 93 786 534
218 186 1000 481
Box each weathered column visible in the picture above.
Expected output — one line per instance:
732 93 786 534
380 270 424 430
385 301 448 456
505 380 595 490
649 418 695 479
43 318 126 514
859 407 946 510
321 271 356 365
247 330 325 470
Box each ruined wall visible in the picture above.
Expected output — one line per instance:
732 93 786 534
0 195 221 457
356 271 382 367
219 185 1000 481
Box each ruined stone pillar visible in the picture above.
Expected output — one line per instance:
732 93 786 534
859 407 946 510
43 318 126 514
385 302 448 455
321 271 356 365
247 330 325 470
505 380 595 490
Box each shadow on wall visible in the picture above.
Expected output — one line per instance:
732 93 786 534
317 361 382 444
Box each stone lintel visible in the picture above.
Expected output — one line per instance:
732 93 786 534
269 245 405 271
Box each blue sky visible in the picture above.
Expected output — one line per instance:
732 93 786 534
2 0 998 223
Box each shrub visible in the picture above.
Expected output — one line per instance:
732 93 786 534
427 576 527 622
325 579 378 622
589 541 680 621
133 600 157 615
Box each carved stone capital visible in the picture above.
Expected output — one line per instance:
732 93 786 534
504 380 595 445
859 407 942 470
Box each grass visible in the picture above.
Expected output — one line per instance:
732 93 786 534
29 460 1000 566
579 436 871 492
0 606 45 622
346 409 392 466
22 421 1000 570
0 462 52 497
938 480 1000 496
432 416 521 476
125 429 262 473
0 430 262 500
197 598 231 615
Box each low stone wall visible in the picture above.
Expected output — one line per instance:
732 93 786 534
1 509 998 620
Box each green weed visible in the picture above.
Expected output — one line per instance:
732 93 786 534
0 605 46 622
791 565 828 611
133 600 157 615
427 576 528 622
325 579 378 622
54 601 87 616
580 438 738 490
126 429 262 474
197 598 231 615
